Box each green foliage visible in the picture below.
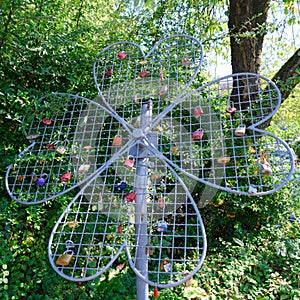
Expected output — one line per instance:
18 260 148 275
0 0 299 299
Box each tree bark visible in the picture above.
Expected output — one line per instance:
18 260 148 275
228 0 271 108
228 0 271 74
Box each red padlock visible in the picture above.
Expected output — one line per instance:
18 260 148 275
117 51 126 60
60 171 72 182
42 117 52 125
117 224 123 234
124 155 135 169
192 128 204 140
139 71 148 78
124 190 136 202
112 135 122 146
158 197 164 209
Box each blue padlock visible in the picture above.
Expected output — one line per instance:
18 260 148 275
114 181 127 193
35 173 48 187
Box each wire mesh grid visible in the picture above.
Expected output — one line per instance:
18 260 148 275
5 34 295 289
149 73 295 204
5 93 132 204
48 148 206 287
93 34 203 123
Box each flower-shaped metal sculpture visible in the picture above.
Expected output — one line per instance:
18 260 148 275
5 35 295 293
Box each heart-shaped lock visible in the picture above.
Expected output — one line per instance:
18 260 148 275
124 190 136 202
193 106 203 117
34 173 48 187
192 128 204 140
60 171 72 182
124 155 135 169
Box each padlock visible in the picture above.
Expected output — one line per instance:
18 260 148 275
42 117 52 125
56 250 73 266
117 51 126 60
193 106 203 118
139 60 147 65
192 128 204 140
112 135 122 146
160 259 171 272
226 107 237 114
261 163 272 175
248 185 257 195
82 145 92 151
46 143 56 150
235 125 246 137
56 140 68 154
60 171 72 182
124 190 136 202
105 69 113 76
157 220 168 232
26 134 40 140
35 173 48 187
78 164 90 173
114 181 127 192
139 71 148 78
67 221 78 228
117 224 123 234
184 271 193 287
171 146 179 155
157 197 164 209
151 173 160 180
155 125 163 132
217 155 230 164
181 57 191 66
134 95 139 104
145 244 154 256
17 175 26 181
56 146 66 154
134 116 141 128
158 85 168 96
124 156 135 169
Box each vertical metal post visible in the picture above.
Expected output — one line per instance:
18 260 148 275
135 100 152 300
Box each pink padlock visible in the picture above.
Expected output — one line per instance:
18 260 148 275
158 197 164 209
192 128 204 140
124 155 135 169
193 106 203 117
124 190 136 202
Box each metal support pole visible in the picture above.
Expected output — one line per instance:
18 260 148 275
135 101 152 300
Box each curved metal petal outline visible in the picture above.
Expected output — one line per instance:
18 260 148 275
145 73 295 196
48 145 207 287
5 93 136 204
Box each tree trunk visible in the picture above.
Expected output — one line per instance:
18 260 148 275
228 0 271 108
228 0 271 74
